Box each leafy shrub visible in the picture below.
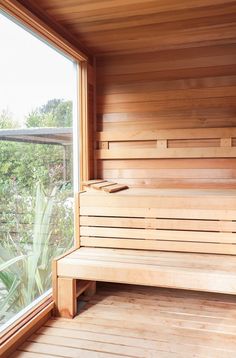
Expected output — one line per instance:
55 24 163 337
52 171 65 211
0 183 73 325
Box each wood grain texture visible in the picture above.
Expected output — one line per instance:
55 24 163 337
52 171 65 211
8 0 90 59
79 188 236 255
14 1 236 189
57 248 236 294
14 283 236 358
96 43 236 188
22 1 236 55
79 62 96 186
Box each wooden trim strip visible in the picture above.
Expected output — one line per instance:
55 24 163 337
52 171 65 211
79 62 89 188
0 0 87 61
1 297 53 357
96 127 236 142
53 247 78 264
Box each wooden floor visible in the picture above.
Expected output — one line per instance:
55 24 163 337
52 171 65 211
13 283 236 358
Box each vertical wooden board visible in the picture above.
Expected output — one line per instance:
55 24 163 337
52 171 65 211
157 139 168 148
52 260 58 316
220 138 232 147
57 278 77 318
79 60 96 189
88 61 96 181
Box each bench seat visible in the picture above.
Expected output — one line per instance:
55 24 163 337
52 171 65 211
53 188 236 318
57 247 236 295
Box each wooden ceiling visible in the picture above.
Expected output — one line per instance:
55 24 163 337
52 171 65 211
20 0 236 56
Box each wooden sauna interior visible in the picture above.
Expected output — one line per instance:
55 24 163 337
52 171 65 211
19 0 236 187
2 0 236 357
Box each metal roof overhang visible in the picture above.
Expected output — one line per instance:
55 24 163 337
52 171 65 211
0 128 72 145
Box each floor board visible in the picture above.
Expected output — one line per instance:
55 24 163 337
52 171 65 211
13 283 236 358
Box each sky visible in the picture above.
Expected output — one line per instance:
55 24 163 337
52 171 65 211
0 11 76 126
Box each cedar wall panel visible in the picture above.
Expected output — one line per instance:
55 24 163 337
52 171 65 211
96 44 236 189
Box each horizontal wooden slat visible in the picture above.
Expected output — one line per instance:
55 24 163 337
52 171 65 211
26 332 151 358
97 74 236 95
97 97 236 114
80 189 236 255
80 191 236 210
98 158 236 170
108 139 221 149
80 216 236 232
96 147 236 160
97 87 236 105
83 179 106 186
69 247 236 270
91 181 116 189
100 178 236 189
80 237 236 255
17 340 126 358
103 183 129 192
80 227 236 243
97 127 236 142
80 207 236 220
98 117 236 132
98 158 236 189
102 168 236 179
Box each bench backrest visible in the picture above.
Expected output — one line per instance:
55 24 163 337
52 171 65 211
79 189 236 255
96 126 236 190
96 127 236 160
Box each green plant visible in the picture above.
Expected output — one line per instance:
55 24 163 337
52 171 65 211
0 183 73 325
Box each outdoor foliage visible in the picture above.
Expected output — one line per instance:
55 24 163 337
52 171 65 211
26 99 72 128
0 99 74 327
0 184 73 324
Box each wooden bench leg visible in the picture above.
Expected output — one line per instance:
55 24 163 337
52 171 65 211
54 278 96 318
57 277 77 318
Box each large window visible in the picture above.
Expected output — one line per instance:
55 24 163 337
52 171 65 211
0 11 77 330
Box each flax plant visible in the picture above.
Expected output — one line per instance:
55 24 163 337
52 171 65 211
0 183 69 324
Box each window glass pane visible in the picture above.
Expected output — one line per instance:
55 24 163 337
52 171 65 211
0 11 76 329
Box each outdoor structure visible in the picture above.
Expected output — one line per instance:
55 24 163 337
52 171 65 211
1 1 236 357
0 127 72 181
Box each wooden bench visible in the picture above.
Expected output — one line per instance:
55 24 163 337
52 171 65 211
53 188 236 318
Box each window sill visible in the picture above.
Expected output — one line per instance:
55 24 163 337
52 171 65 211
1 293 54 357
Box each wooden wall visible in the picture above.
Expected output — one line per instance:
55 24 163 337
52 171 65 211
87 62 96 180
96 44 236 188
